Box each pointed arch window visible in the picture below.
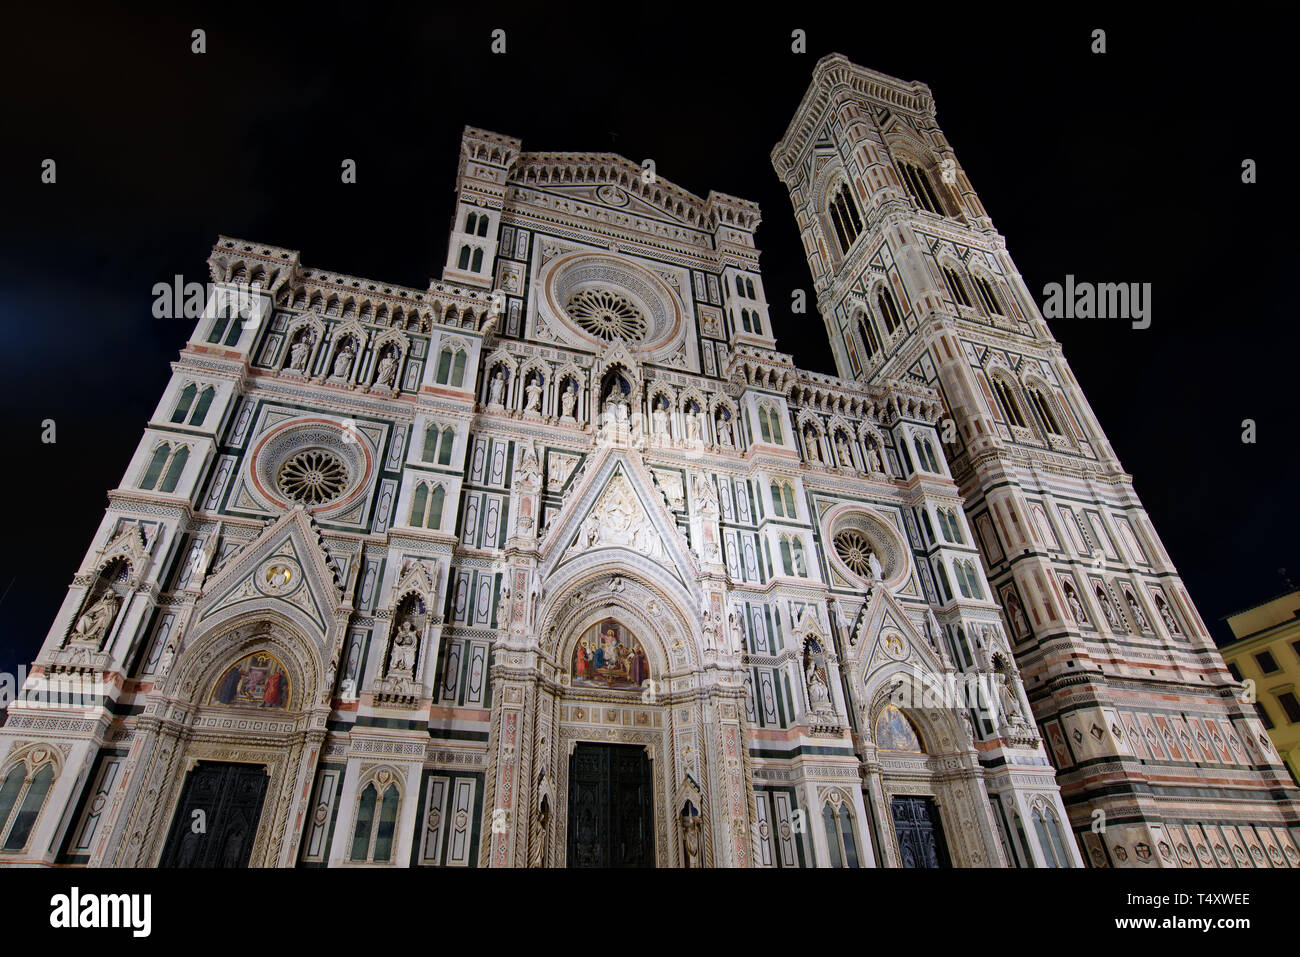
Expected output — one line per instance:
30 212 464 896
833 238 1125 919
349 780 400 863
1033 806 1071 868
471 248 484 272
476 215 489 237
876 286 904 335
207 306 231 344
941 265 973 309
973 274 1004 316
435 345 468 387
822 801 860 867
465 212 478 235
171 384 197 423
159 446 189 494
190 386 215 426
991 377 1028 430
779 536 794 577
457 245 471 270
858 313 882 359
1026 385 1063 436
897 160 943 215
758 405 783 445
828 183 863 255
0 757 57 851
223 310 246 347
934 559 953 603
140 443 171 491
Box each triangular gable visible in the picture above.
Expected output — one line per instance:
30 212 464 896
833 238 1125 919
846 587 947 682
197 505 341 637
542 449 696 584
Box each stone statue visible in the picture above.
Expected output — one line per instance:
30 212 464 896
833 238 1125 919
652 400 669 436
1126 592 1149 631
1096 589 1118 629
372 349 397 387
728 612 744 654
389 618 418 674
718 416 734 448
866 443 882 472
686 410 701 441
998 673 1027 727
524 375 543 413
1066 587 1088 624
72 590 120 645
560 380 577 419
288 336 311 372
1157 599 1181 635
1008 593 1030 637
331 341 355 379
488 370 506 407
805 429 821 463
836 434 852 467
868 550 883 582
806 659 831 711
683 815 701 868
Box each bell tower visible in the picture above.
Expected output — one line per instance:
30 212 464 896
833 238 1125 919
774 53 1300 867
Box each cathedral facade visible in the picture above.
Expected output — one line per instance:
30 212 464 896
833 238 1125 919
0 54 1294 869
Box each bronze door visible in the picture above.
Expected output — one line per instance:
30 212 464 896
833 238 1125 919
159 761 269 867
890 795 951 868
567 743 653 867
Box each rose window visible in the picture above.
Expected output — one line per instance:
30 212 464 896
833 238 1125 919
565 289 648 341
276 449 349 505
833 529 876 578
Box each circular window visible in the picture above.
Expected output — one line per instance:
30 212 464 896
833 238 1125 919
565 288 648 342
824 507 910 587
833 529 876 578
276 449 348 505
539 251 685 356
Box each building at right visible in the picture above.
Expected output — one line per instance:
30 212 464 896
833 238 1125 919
1221 589 1300 789
773 54 1300 867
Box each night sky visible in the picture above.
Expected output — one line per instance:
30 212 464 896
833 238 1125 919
0 7 1292 682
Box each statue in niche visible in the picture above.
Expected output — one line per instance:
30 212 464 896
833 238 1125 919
389 618 418 675
652 399 669 437
560 380 577 420
1126 591 1149 631
998 672 1028 727
835 433 853 467
524 374 543 413
331 340 356 379
686 409 701 441
682 811 701 868
71 589 121 645
1155 595 1181 635
488 369 506 407
1094 586 1118 629
371 347 398 389
805 428 821 463
1065 584 1088 624
804 638 833 715
288 333 312 372
865 442 883 473
604 384 628 426
717 414 734 448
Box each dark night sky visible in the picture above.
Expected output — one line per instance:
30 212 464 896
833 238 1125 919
0 6 1293 681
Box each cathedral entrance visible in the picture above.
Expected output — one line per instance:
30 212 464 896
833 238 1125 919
159 761 269 867
566 743 654 868
890 796 950 868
